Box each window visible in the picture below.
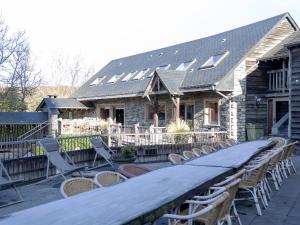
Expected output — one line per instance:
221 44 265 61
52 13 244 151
107 73 124 83
145 103 166 122
90 76 106 86
157 64 170 70
122 71 137 81
100 107 110 120
176 59 195 71
133 68 150 80
204 100 220 125
199 52 229 69
68 111 73 119
180 103 194 120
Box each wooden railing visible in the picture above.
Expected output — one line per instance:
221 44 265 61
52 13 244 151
268 69 289 92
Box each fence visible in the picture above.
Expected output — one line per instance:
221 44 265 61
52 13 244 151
0 130 228 182
108 131 227 147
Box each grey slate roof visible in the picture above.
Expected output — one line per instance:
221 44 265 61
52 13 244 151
0 112 48 124
73 13 293 100
37 98 94 110
261 31 300 60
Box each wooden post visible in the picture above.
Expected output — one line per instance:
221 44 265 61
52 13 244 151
134 123 139 146
171 96 180 122
107 124 112 147
153 96 159 127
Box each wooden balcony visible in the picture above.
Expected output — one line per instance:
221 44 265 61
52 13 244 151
268 69 289 93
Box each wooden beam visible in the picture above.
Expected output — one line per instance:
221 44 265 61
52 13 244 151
171 96 180 122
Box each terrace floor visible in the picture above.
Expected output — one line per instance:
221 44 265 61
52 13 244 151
0 157 300 225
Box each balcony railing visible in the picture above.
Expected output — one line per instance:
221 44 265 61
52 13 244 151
268 69 289 92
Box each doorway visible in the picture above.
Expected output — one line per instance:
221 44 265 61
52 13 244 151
267 98 289 134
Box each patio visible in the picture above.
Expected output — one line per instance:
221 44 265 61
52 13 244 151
0 156 299 225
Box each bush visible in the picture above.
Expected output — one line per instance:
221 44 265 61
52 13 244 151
166 119 191 143
120 145 136 158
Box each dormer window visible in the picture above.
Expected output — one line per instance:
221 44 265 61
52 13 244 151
89 76 106 86
122 71 138 81
133 68 150 80
176 59 196 71
199 51 229 70
107 73 124 84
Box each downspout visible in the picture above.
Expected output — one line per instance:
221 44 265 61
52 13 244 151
288 49 292 138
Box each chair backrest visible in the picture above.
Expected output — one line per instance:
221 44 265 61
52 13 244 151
94 171 127 187
285 142 298 159
192 148 202 157
196 192 229 225
90 138 112 160
226 139 236 146
217 141 229 149
183 150 196 159
218 179 241 221
241 159 269 187
201 145 214 154
60 177 96 198
269 137 286 148
168 153 185 165
39 138 75 172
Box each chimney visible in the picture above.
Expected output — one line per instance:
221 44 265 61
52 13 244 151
48 95 57 98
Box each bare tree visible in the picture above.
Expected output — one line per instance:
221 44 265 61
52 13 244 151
50 53 94 96
0 16 41 111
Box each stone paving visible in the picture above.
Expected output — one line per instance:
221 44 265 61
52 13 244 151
0 158 300 225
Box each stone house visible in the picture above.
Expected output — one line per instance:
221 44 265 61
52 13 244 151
37 13 300 142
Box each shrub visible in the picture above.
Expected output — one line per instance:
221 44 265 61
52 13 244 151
120 145 136 158
166 119 191 143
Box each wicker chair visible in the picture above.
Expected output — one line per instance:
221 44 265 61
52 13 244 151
266 148 284 190
226 139 237 147
201 145 215 155
162 192 229 225
183 151 196 160
191 148 203 157
94 171 127 187
60 177 96 198
238 159 270 216
194 179 242 225
168 153 186 165
268 137 286 149
217 141 230 149
279 142 298 176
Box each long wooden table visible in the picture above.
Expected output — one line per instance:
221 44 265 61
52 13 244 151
0 140 273 225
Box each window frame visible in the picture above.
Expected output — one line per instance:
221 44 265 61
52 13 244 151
176 59 196 71
199 51 229 70
89 76 106 86
122 71 138 82
133 68 150 80
107 73 124 84
204 99 220 126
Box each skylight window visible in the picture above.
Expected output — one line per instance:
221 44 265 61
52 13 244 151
199 52 229 69
122 71 138 81
176 59 196 71
157 64 170 70
89 76 106 86
107 73 124 84
133 68 150 80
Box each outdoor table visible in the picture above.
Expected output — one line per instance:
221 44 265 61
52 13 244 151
0 139 273 225
186 140 274 169
0 165 230 225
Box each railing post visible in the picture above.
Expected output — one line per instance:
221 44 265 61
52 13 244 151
107 124 112 147
134 123 139 146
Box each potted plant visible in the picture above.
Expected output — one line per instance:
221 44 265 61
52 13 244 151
112 145 136 163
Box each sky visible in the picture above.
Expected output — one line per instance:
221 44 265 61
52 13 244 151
1 0 300 85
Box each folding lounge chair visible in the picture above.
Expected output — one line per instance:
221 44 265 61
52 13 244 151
39 138 86 180
90 138 115 169
0 161 24 208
